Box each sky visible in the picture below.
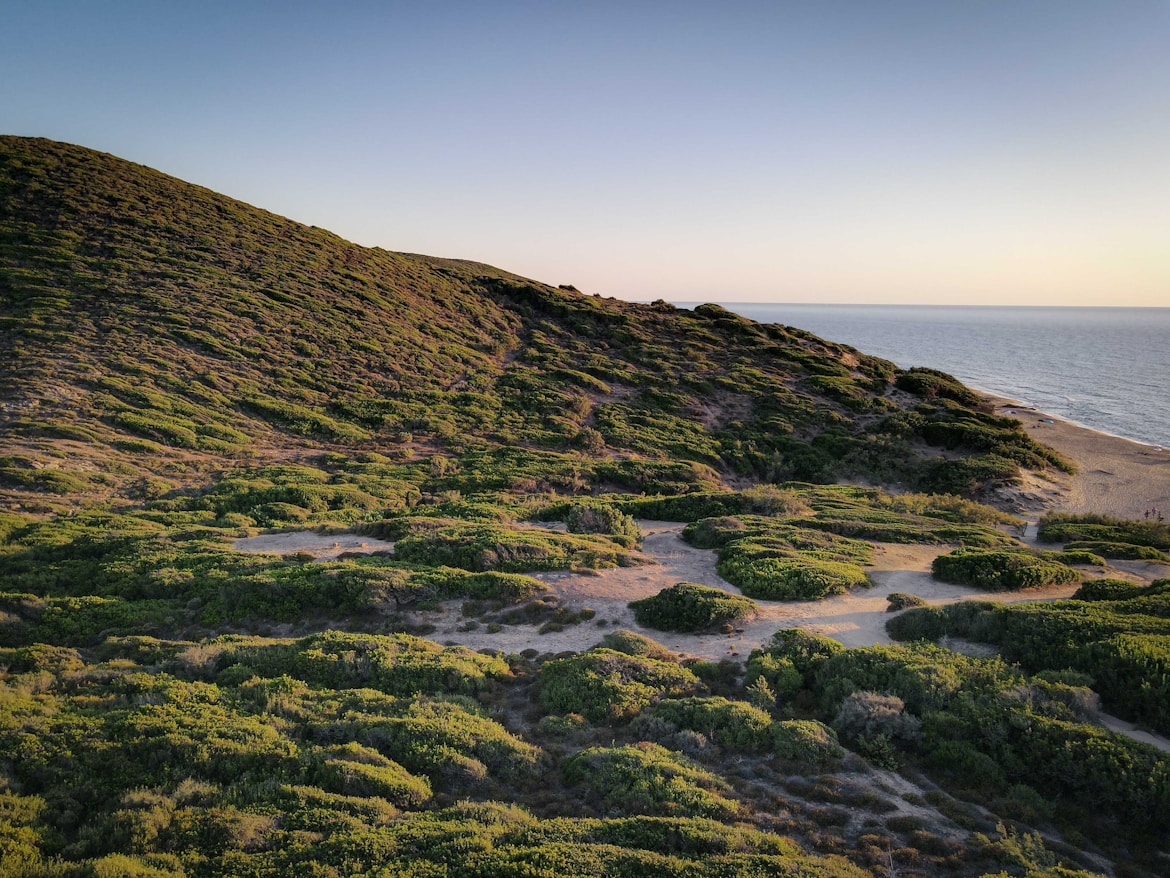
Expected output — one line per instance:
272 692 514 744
3 1 1169 306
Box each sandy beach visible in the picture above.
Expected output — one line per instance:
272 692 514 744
989 395 1170 520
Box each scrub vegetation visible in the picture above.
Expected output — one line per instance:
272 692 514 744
0 136 1160 876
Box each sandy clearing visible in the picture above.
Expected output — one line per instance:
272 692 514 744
232 531 395 560
407 521 1097 660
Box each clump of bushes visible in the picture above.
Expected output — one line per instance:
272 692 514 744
645 696 844 765
718 552 869 601
1063 540 1168 561
681 516 872 601
931 548 1079 591
394 523 640 572
650 697 773 752
913 454 1021 497
771 719 845 764
886 592 927 612
565 503 641 547
831 691 922 769
538 648 701 723
563 743 738 819
1038 512 1170 551
745 628 845 700
598 629 677 661
895 367 983 407
1042 548 1106 566
629 582 757 633
1073 578 1150 602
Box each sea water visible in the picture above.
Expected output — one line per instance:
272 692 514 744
678 304 1170 449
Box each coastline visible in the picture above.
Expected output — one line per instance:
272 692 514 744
987 394 1170 520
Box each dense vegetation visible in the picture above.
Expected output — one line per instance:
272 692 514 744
887 580 1170 737
0 136 1163 876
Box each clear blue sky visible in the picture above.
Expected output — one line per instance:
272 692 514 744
4 1 1168 305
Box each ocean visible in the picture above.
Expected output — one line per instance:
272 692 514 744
679 304 1170 450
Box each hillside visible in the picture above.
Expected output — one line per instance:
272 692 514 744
1 136 1068 514
4 137 1168 878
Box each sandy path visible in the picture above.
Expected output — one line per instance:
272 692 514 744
1098 714 1170 755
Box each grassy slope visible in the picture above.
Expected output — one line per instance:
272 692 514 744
1 136 1064 513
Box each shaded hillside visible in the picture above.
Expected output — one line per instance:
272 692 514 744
1 136 1067 513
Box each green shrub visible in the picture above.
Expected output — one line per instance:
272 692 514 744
539 648 701 722
718 552 869 600
394 523 638 572
1073 578 1149 602
598 629 677 661
651 697 773 752
1043 548 1106 566
215 631 509 696
931 548 1079 591
770 719 845 764
886 592 927 612
563 743 738 819
895 368 983 407
629 582 757 632
884 606 949 642
913 454 1021 496
565 503 641 547
1064 540 1169 561
1038 513 1170 551
314 744 432 805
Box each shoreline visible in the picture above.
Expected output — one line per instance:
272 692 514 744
986 394 1170 520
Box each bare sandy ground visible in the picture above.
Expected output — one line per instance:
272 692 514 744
232 531 395 560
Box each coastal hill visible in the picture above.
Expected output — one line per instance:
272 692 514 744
5 137 1168 878
1 136 1067 512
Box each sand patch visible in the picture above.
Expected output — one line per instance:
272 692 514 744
232 531 394 560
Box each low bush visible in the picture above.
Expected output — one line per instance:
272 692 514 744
1038 513 1170 551
931 548 1079 591
539 648 701 722
1072 578 1149 602
771 719 845 764
629 582 757 632
651 697 773 752
1063 540 1168 561
719 552 869 601
563 743 738 819
565 503 641 547
598 629 678 661
886 592 927 612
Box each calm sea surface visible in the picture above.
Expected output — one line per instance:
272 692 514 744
678 304 1170 449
